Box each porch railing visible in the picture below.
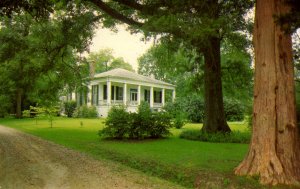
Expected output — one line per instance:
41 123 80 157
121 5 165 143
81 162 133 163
97 100 163 107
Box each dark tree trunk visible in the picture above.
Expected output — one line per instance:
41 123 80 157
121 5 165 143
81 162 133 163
235 0 300 185
16 88 23 118
201 37 231 133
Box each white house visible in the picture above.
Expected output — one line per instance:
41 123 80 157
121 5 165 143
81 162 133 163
67 68 176 117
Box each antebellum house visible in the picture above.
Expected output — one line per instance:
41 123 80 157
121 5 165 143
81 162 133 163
67 68 176 117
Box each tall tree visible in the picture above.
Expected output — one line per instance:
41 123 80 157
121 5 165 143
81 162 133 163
138 40 252 105
0 4 98 118
86 0 253 133
235 0 300 185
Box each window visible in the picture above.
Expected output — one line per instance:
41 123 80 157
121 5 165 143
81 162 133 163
116 86 123 100
77 91 87 106
103 85 107 100
91 85 99 106
154 91 162 103
130 89 138 101
111 86 115 100
144 89 150 103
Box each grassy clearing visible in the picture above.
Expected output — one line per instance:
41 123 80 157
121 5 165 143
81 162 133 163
0 118 269 188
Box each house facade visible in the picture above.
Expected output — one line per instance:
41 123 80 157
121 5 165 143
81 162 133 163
67 68 176 117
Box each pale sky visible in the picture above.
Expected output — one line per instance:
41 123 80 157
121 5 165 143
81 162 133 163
89 25 153 71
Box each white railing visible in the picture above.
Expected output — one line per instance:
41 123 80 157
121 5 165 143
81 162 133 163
98 100 139 106
153 103 163 107
128 101 138 106
111 100 124 105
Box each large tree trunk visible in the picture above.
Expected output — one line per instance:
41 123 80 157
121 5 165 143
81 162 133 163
235 0 300 185
15 88 23 119
201 37 231 133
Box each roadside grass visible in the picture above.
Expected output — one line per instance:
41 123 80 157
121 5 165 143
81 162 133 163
0 117 275 188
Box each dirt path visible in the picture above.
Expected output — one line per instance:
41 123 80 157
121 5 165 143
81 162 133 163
0 125 183 189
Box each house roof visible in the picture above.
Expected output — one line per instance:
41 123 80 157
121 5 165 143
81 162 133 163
93 68 175 87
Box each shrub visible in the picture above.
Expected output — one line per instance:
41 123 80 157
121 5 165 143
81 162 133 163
223 98 245 121
173 95 246 123
64 101 77 118
183 95 205 123
173 113 186 129
180 130 251 144
150 112 172 138
73 105 98 118
99 102 172 139
163 102 186 128
100 105 131 139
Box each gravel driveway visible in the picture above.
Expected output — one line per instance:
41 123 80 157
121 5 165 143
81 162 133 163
0 125 183 189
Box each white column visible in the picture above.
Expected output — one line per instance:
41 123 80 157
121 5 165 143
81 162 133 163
87 85 92 106
137 85 141 105
98 84 100 105
172 89 176 102
107 80 111 105
123 83 127 105
113 85 116 103
150 86 154 108
161 88 165 106
71 92 76 100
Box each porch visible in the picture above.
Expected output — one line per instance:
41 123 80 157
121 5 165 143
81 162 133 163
88 81 176 109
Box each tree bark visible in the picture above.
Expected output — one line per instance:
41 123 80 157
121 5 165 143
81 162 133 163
201 37 231 133
235 0 300 185
16 88 23 119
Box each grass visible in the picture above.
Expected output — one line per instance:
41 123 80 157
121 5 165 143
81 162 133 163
0 117 268 188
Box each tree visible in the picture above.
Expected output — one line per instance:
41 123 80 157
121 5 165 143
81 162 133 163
138 42 202 97
139 40 253 99
88 0 254 132
0 4 98 118
235 0 300 185
87 48 134 76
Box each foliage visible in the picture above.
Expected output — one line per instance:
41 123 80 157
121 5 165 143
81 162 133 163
183 95 205 123
64 101 77 118
72 105 98 118
223 98 245 122
149 111 172 138
180 130 251 144
0 3 98 117
138 42 252 123
163 102 187 129
87 48 134 76
23 105 59 127
100 102 172 139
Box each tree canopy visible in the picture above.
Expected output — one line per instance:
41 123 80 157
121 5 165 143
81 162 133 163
0 3 99 117
87 48 134 76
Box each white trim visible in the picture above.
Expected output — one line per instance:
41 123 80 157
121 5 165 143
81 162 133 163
123 83 127 105
90 77 175 90
162 88 165 106
137 85 141 105
107 79 111 105
150 86 154 108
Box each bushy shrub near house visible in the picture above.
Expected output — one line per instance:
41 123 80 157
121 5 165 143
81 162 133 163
73 105 98 118
99 102 172 139
64 101 77 117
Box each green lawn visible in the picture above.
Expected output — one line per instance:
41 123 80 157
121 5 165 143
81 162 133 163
0 117 263 188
